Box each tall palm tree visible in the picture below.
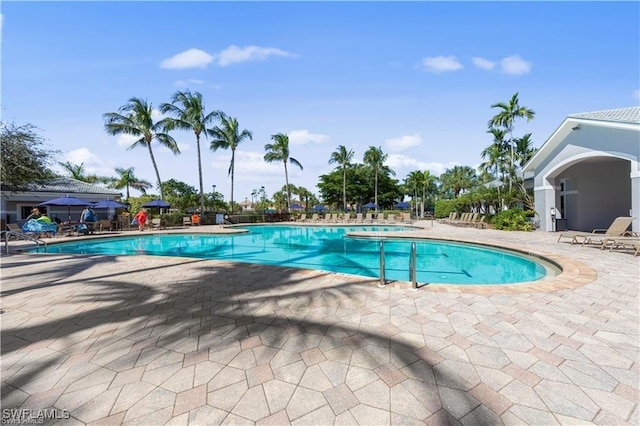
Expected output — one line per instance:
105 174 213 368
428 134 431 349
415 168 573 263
488 92 535 191
328 145 354 212
209 114 253 213
264 133 303 211
109 167 152 200
104 97 179 200
363 146 393 212
161 90 221 213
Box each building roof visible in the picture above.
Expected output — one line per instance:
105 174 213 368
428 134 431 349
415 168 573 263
523 106 639 173
2 177 121 195
568 106 640 124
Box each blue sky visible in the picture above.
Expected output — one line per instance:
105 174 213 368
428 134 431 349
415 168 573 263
2 1 639 203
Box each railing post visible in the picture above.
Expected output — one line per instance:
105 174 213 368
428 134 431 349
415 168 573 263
379 240 385 286
410 241 417 289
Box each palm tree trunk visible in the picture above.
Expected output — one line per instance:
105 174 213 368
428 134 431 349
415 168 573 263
230 150 235 213
343 168 347 211
374 169 378 213
196 134 205 214
147 143 164 200
284 161 290 211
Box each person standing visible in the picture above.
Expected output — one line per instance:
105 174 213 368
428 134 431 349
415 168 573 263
134 209 148 231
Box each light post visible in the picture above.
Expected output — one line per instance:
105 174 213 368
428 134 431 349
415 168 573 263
212 185 217 211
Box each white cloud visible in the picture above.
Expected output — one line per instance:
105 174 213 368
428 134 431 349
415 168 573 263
421 55 463 73
116 134 140 148
500 55 531 75
633 89 640 99
216 45 294 66
386 154 460 177
472 56 496 70
174 78 204 87
161 48 213 69
288 130 329 145
385 134 422 152
215 150 282 177
60 148 115 176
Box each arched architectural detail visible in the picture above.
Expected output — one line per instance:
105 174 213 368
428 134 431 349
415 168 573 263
523 107 639 233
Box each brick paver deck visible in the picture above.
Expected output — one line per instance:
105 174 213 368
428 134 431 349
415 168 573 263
1 221 638 425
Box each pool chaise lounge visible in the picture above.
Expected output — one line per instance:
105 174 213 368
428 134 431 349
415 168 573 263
601 236 640 255
557 216 635 245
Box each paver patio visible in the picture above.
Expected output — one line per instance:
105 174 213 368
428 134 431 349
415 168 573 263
1 221 638 425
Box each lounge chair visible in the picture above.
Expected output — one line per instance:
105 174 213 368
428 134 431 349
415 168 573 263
600 236 640 255
5 223 28 240
310 213 319 222
376 213 385 223
557 216 635 246
299 213 307 222
183 216 192 226
473 215 487 229
354 213 363 223
386 214 396 224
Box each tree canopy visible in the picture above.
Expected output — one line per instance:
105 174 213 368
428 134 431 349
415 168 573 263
0 122 58 189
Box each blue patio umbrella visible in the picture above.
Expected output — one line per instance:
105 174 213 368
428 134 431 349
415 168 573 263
142 199 171 208
363 202 379 209
38 195 93 221
290 203 304 210
395 201 411 210
313 205 325 212
92 199 129 209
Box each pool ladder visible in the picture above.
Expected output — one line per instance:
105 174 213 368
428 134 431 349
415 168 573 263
379 240 418 289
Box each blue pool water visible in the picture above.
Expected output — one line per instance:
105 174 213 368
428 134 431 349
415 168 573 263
37 225 548 285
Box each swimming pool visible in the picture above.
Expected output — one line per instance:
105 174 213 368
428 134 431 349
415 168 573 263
38 225 550 285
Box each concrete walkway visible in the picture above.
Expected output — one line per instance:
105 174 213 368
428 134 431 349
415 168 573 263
1 222 638 425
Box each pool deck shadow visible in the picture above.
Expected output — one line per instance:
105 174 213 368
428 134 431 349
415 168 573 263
1 220 638 425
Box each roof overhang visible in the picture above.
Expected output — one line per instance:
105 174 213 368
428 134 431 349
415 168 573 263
522 116 640 173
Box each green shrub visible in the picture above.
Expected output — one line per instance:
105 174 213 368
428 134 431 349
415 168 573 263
434 199 458 218
491 208 534 231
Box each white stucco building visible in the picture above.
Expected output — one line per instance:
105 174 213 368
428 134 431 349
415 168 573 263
523 106 639 233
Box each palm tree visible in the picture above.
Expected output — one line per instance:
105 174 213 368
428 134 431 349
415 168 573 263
161 90 221 213
209 114 253 213
103 97 179 199
481 127 509 182
328 145 355 212
440 166 477 197
363 146 394 212
58 161 109 184
404 170 423 218
421 170 437 216
58 161 87 181
488 92 535 191
108 167 152 200
264 133 303 211
515 133 536 167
